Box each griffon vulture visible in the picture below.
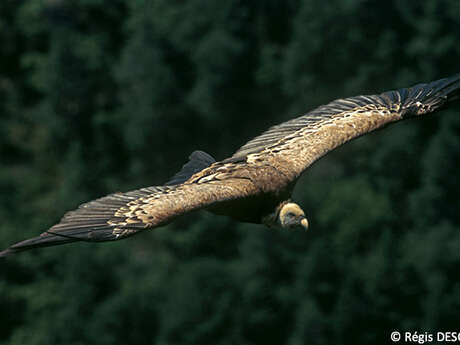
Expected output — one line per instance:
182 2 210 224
1 75 460 257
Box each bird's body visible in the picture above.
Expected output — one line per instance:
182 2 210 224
1 75 460 257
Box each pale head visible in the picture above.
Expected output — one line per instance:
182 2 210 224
278 202 309 231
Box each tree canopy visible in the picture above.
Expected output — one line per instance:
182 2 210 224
1 1 459 344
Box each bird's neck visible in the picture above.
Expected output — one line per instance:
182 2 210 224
261 200 291 228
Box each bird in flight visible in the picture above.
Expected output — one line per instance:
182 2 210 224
1 75 459 257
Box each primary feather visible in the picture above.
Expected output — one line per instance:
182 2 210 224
231 74 460 161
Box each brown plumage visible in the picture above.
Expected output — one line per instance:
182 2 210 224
1 75 460 257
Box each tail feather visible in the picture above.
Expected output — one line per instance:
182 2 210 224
166 150 216 185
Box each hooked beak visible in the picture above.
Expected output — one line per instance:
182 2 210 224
300 217 309 231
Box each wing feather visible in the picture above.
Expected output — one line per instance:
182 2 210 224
0 179 257 256
229 75 460 177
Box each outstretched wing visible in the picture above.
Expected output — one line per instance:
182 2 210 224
3 75 459 257
0 177 257 257
229 75 460 180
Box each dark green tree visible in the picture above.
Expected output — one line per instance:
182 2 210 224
1 0 459 344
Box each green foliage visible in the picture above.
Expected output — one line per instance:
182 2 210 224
1 0 459 344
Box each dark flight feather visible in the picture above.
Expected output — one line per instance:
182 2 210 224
230 74 460 161
0 178 259 257
0 186 173 256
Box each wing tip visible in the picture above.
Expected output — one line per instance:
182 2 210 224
0 248 13 258
389 74 460 117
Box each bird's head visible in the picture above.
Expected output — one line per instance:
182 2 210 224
278 202 309 231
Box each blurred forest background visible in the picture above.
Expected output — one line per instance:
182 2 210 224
1 1 460 344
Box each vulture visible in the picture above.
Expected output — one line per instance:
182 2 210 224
1 75 460 257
